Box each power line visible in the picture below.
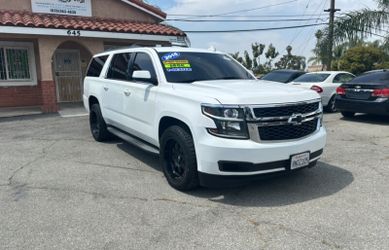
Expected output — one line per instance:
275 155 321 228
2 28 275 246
295 0 329 55
167 0 299 18
288 0 321 46
214 0 298 16
183 22 328 33
166 18 328 22
290 0 328 51
168 13 330 18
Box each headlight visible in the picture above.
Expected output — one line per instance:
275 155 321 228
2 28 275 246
318 102 324 127
201 104 249 139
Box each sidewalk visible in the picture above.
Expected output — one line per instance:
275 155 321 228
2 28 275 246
58 102 88 118
0 103 87 119
0 106 42 119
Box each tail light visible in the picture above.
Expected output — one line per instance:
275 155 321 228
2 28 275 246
336 86 346 95
311 85 323 93
372 88 389 97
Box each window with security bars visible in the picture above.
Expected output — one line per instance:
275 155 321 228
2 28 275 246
0 42 36 86
0 47 31 81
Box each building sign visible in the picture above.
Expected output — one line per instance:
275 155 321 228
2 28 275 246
31 0 92 17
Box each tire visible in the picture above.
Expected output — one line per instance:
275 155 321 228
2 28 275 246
341 111 355 118
325 95 337 113
160 125 199 190
89 104 111 142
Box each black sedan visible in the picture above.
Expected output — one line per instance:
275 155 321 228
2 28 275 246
335 70 389 117
261 69 306 83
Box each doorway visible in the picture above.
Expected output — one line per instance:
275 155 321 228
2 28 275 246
54 49 82 102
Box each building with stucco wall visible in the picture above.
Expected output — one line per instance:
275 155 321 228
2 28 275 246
0 0 187 113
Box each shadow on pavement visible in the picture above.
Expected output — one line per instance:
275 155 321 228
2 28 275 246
117 142 161 172
341 114 389 125
189 162 353 207
117 142 353 207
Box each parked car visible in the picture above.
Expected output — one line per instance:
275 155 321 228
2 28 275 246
261 69 306 83
83 47 326 190
335 70 389 117
289 71 355 112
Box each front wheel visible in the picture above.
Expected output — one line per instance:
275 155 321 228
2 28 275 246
325 95 337 113
160 126 199 190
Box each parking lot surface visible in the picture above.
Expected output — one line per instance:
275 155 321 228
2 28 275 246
0 113 388 250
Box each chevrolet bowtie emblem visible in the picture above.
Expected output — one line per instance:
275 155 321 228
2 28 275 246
288 113 304 125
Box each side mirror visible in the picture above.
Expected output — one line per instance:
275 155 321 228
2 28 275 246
132 70 151 81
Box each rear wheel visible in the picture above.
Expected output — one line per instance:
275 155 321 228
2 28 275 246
90 104 111 142
325 95 337 113
341 111 355 118
160 125 199 190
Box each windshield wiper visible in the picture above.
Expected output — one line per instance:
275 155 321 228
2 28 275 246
215 76 242 80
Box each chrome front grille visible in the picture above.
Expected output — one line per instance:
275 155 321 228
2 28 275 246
253 102 319 118
246 99 322 142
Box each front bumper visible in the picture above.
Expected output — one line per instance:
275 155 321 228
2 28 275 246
195 126 327 179
199 160 318 188
335 96 389 115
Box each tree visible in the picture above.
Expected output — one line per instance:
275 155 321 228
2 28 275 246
337 45 387 74
333 0 389 44
251 42 266 69
231 42 269 75
264 44 279 71
308 30 329 69
275 46 306 70
316 0 389 69
243 50 253 70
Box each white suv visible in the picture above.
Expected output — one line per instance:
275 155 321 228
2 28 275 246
83 47 326 190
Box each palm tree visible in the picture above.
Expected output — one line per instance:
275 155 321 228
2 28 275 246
318 0 388 69
308 30 328 70
334 0 389 44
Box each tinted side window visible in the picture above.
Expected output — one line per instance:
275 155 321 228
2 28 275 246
343 74 355 83
132 53 157 84
333 74 342 83
107 53 132 81
334 73 354 84
87 55 108 77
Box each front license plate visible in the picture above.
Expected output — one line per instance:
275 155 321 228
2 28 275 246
291 152 310 170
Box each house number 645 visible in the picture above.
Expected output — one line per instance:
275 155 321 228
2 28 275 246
67 30 81 36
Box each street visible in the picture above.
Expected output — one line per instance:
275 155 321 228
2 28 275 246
0 113 388 249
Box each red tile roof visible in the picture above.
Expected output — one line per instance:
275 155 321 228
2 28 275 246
0 10 185 37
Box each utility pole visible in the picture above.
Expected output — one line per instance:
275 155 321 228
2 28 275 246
324 0 340 70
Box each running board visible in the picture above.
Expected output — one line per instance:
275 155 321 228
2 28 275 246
107 127 159 154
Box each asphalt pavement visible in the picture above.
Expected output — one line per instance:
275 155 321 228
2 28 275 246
0 113 388 250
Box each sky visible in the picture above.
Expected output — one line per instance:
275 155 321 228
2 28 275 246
146 0 378 64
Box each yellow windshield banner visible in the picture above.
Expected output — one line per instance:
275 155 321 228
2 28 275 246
163 60 192 72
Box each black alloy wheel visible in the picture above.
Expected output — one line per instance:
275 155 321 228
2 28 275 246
166 140 186 179
160 125 199 190
90 104 111 142
327 95 337 113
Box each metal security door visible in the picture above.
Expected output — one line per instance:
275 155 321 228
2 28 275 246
54 50 82 102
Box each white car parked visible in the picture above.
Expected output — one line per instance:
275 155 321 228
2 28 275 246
290 71 355 112
83 47 326 190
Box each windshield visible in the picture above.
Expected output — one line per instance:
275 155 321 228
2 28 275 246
262 71 302 83
293 73 330 83
158 52 255 83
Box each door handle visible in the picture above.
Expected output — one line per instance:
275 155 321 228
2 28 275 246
124 90 131 96
104 87 109 91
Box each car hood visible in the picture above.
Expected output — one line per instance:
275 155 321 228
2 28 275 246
172 80 320 105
